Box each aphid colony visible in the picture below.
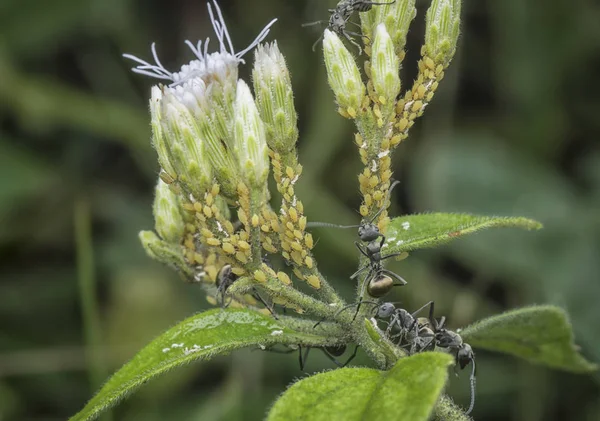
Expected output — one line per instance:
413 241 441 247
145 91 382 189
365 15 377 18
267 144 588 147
215 179 477 414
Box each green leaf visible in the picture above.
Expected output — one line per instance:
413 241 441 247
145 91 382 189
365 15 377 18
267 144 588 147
71 308 324 421
267 352 453 421
383 213 542 254
462 305 597 373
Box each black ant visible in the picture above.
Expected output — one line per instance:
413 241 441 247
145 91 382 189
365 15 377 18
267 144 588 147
413 302 477 415
216 264 278 319
308 181 407 319
302 1 396 54
298 344 360 371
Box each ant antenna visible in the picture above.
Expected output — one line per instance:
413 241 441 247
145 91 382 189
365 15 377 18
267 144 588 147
466 360 477 415
305 222 360 229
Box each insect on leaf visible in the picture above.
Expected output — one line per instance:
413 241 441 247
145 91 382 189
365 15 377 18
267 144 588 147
461 305 597 373
70 308 325 421
267 352 453 421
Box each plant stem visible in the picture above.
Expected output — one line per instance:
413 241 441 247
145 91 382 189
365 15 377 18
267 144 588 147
74 197 111 421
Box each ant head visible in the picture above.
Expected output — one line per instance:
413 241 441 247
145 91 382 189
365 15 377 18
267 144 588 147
457 344 474 370
376 302 396 319
358 223 380 242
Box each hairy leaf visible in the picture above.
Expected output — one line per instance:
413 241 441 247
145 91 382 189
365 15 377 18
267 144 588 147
383 213 542 254
462 305 597 373
267 352 453 421
71 308 324 421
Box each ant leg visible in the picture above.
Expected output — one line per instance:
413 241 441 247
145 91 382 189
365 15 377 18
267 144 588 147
343 31 363 55
299 346 311 371
350 262 370 280
341 345 359 367
380 252 407 262
352 270 375 321
466 360 477 415
354 241 370 259
411 301 434 319
311 34 324 52
253 290 278 320
381 269 407 286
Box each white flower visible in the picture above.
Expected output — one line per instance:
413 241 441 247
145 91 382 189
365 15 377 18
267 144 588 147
123 0 277 102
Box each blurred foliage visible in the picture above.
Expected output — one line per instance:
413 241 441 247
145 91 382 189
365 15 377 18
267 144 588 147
0 0 598 420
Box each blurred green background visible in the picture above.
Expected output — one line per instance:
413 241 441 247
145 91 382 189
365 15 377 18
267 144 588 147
1 0 599 420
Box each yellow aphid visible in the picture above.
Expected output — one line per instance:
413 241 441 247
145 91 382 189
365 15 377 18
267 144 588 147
282 178 290 188
299 216 307 231
369 175 379 188
236 252 248 264
206 295 218 306
205 194 214 206
224 220 234 233
398 118 409 131
238 209 248 226
426 92 434 102
211 184 220 196
288 207 298 223
254 270 267 283
381 138 390 150
277 271 292 285
206 253 217 266
293 230 303 240
184 238 194 250
221 242 236 254
417 84 426 98
347 107 357 118
285 166 295 179
296 201 304 214
244 295 258 306
355 133 364 147
374 106 382 119
282 251 291 261
409 112 417 121
293 268 305 280
304 233 314 249
206 265 218 282
201 228 213 238
304 256 314 269
281 241 291 251
424 57 435 70
203 206 213 218
206 238 221 247
411 100 423 113
232 267 245 276
193 202 203 212
263 243 277 253
270 219 280 232
306 275 321 289
237 240 250 251
261 224 270 233
379 96 386 105
360 205 369 216
291 251 303 266
291 241 303 252
194 253 204 265
252 214 260 227
364 194 373 207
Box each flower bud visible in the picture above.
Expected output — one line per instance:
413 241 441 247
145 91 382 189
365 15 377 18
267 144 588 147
232 80 270 189
425 0 461 66
252 42 298 154
360 0 416 56
370 24 401 107
150 87 177 181
139 230 192 277
323 29 366 119
153 178 185 243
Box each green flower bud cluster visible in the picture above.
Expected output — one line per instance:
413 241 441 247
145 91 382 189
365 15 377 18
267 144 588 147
360 0 416 58
252 42 299 155
425 0 461 66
